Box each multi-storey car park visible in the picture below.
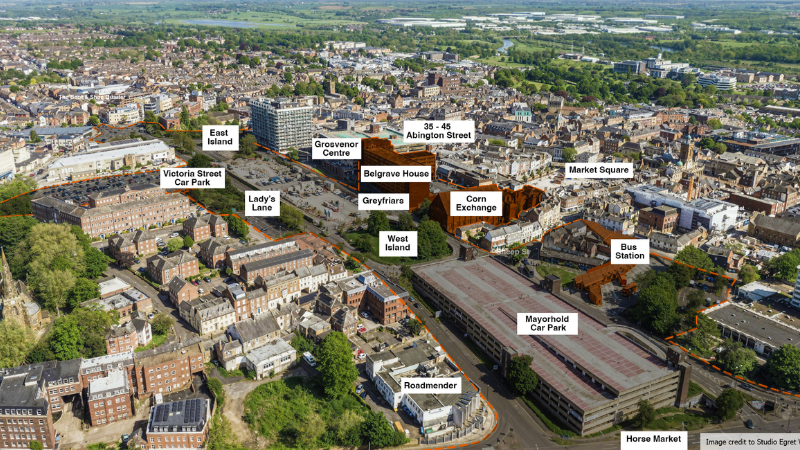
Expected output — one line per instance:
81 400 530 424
411 257 692 436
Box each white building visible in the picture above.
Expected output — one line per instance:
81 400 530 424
244 339 296 380
0 148 15 182
296 264 330 293
698 74 737 91
103 104 143 125
46 139 173 179
627 185 739 232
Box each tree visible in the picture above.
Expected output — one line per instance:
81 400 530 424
417 219 449 259
631 272 679 335
715 389 744 419
287 147 299 161
633 400 656 429
284 72 293 84
66 278 99 311
316 331 358 398
416 198 432 217
29 130 41 143
11 223 85 315
88 115 100 126
152 313 174 336
738 264 761 285
507 355 538 396
188 153 213 168
240 134 257 157
408 319 423 336
712 143 727 155
279 203 304 231
768 344 800 390
767 249 800 281
226 215 250 239
675 246 717 272
713 275 728 294
290 334 314 354
506 242 527 265
345 256 361 272
367 211 391 237
48 316 83 360
184 235 194 248
687 314 720 353
667 263 694 290
562 147 577 163
360 411 405 447
718 339 758 377
0 320 35 368
354 235 372 253
83 246 109 279
68 307 116 358
398 213 415 231
707 118 723 130
167 237 183 252
29 441 43 450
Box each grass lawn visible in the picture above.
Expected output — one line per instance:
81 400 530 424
536 264 580 285
135 331 168 353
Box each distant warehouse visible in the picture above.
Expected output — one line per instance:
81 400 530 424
46 139 174 181
411 257 691 436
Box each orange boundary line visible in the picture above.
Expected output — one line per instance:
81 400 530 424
661 254 798 396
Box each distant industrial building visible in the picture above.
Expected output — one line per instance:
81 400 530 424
45 139 174 180
627 184 739 232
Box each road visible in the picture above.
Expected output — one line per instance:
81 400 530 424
105 264 196 341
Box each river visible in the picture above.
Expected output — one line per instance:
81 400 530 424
498 38 514 54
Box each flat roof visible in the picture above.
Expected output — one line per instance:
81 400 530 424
707 304 800 349
413 257 673 411
99 277 130 297
49 139 170 169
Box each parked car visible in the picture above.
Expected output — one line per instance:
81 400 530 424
740 384 754 392
414 302 420 308
170 232 180 238
147 312 154 320
138 267 146 273
746 419 754 429
355 384 364 394
204 277 211 283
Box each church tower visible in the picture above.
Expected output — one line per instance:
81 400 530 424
0 249 27 328
679 136 694 169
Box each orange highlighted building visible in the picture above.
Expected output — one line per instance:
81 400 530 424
360 138 436 211
429 184 544 235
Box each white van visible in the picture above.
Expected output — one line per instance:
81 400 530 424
303 351 316 367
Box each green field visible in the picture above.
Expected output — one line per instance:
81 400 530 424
535 264 581 285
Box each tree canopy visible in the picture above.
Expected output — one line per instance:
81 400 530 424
316 331 358 399
507 355 538 396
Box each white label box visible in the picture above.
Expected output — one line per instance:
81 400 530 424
700 433 798 450
449 191 502 216
202 125 239 151
360 165 431 183
565 163 634 179
403 120 475 144
400 377 461 394
611 239 650 264
379 231 417 257
160 168 225 189
622 432 687 450
359 194 409 211
312 138 362 160
517 313 578 335
245 190 279 217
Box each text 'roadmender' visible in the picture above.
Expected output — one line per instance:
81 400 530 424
400 377 461 394
516 313 578 335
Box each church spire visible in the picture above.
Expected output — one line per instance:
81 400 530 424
1 248 17 299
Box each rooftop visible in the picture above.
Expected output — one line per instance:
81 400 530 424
413 257 674 412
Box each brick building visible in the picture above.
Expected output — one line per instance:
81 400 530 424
225 240 299 275
638 206 679 233
239 249 314 283
364 284 406 325
132 340 204 397
86 370 133 426
105 322 139 355
108 229 159 259
0 368 56 449
33 193 191 238
360 138 436 211
145 398 209 449
147 252 199 285
197 238 231 269
429 184 544 235
182 215 228 242
168 277 198 306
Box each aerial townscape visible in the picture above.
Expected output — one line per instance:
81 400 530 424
3 1 800 450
